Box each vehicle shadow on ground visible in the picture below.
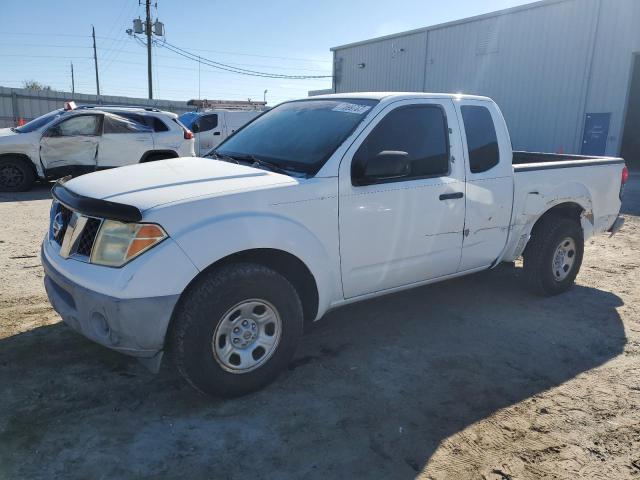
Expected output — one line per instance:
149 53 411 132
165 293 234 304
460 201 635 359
0 182 52 203
0 265 626 479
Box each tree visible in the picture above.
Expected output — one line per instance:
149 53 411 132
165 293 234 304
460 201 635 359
22 80 53 91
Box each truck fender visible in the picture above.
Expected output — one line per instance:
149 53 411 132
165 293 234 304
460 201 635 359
172 212 338 320
504 182 594 261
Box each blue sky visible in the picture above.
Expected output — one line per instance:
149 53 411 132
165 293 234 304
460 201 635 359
0 0 531 105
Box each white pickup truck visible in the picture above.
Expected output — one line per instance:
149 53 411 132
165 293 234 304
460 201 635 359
41 93 627 397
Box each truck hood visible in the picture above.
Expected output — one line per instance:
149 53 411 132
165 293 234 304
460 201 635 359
64 157 298 211
0 128 17 138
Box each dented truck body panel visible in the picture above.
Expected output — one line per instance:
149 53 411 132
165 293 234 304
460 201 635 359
39 93 625 367
499 160 623 262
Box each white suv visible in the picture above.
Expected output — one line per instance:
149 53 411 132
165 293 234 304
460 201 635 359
0 104 195 192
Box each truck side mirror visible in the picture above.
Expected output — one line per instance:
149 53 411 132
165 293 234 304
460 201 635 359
356 150 410 185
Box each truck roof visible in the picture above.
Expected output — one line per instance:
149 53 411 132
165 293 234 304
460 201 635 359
310 92 493 102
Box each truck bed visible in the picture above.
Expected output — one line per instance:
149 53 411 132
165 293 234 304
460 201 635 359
513 151 624 171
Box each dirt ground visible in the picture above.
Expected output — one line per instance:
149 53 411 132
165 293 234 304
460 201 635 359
1 177 639 480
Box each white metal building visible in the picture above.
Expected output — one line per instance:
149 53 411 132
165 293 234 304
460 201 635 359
327 0 640 166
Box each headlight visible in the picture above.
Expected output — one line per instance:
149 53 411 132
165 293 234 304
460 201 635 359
91 220 167 267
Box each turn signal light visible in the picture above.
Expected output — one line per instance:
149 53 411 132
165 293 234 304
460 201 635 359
184 129 193 140
126 224 167 259
622 165 629 185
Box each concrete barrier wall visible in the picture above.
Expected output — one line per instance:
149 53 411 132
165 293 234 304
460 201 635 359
0 86 193 128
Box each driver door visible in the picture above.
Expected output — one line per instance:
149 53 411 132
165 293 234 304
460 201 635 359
338 99 466 298
40 114 101 172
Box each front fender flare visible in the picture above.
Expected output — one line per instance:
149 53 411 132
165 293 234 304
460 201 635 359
172 212 338 319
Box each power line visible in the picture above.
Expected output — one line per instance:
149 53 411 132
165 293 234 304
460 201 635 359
147 38 332 79
0 54 93 59
4 41 332 72
1 32 332 64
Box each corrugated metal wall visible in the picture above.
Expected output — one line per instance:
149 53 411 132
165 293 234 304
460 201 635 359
0 86 194 128
334 31 428 92
332 0 640 157
584 0 640 155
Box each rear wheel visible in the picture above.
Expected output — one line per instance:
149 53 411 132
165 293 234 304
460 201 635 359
0 157 35 192
170 263 303 397
523 216 584 295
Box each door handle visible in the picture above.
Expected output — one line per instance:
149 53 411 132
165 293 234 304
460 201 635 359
439 192 464 201
213 132 221 136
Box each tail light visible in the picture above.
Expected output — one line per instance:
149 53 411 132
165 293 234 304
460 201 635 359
620 165 629 200
183 129 193 140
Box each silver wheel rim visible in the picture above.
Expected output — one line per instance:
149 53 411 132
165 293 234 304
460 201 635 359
552 237 577 282
212 299 282 373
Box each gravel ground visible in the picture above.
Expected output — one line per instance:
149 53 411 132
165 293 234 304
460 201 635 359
0 177 639 480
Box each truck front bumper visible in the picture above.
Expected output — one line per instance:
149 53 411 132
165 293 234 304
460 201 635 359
42 249 180 359
40 231 200 369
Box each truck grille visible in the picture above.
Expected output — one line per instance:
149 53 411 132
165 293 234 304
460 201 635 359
50 201 103 260
76 218 102 257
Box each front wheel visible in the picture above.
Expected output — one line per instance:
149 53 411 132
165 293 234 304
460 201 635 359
0 157 35 192
523 216 584 296
169 263 303 397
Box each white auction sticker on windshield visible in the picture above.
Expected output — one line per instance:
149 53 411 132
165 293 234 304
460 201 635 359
332 102 371 114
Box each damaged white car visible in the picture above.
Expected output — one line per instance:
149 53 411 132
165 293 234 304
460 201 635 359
0 103 195 192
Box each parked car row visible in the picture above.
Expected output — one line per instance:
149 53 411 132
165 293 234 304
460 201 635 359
40 92 627 397
0 102 262 192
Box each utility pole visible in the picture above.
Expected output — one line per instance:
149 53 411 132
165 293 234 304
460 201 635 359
70 62 75 94
145 0 153 99
92 26 100 96
129 3 163 100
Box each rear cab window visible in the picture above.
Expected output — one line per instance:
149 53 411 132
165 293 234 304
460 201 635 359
461 105 500 173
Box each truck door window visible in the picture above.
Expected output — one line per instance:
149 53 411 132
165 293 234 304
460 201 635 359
55 115 100 136
353 105 449 183
461 106 499 173
200 114 219 132
103 114 152 134
151 117 169 132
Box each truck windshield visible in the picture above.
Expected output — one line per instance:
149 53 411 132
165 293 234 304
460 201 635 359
214 98 378 175
15 110 64 133
177 112 198 130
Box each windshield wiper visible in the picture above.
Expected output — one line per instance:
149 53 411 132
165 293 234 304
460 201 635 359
247 155 291 176
207 150 240 164
229 153 301 177
209 151 307 177
10 127 19 133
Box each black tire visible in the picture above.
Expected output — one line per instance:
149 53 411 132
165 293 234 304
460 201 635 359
169 262 303 397
0 157 35 192
523 215 584 296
